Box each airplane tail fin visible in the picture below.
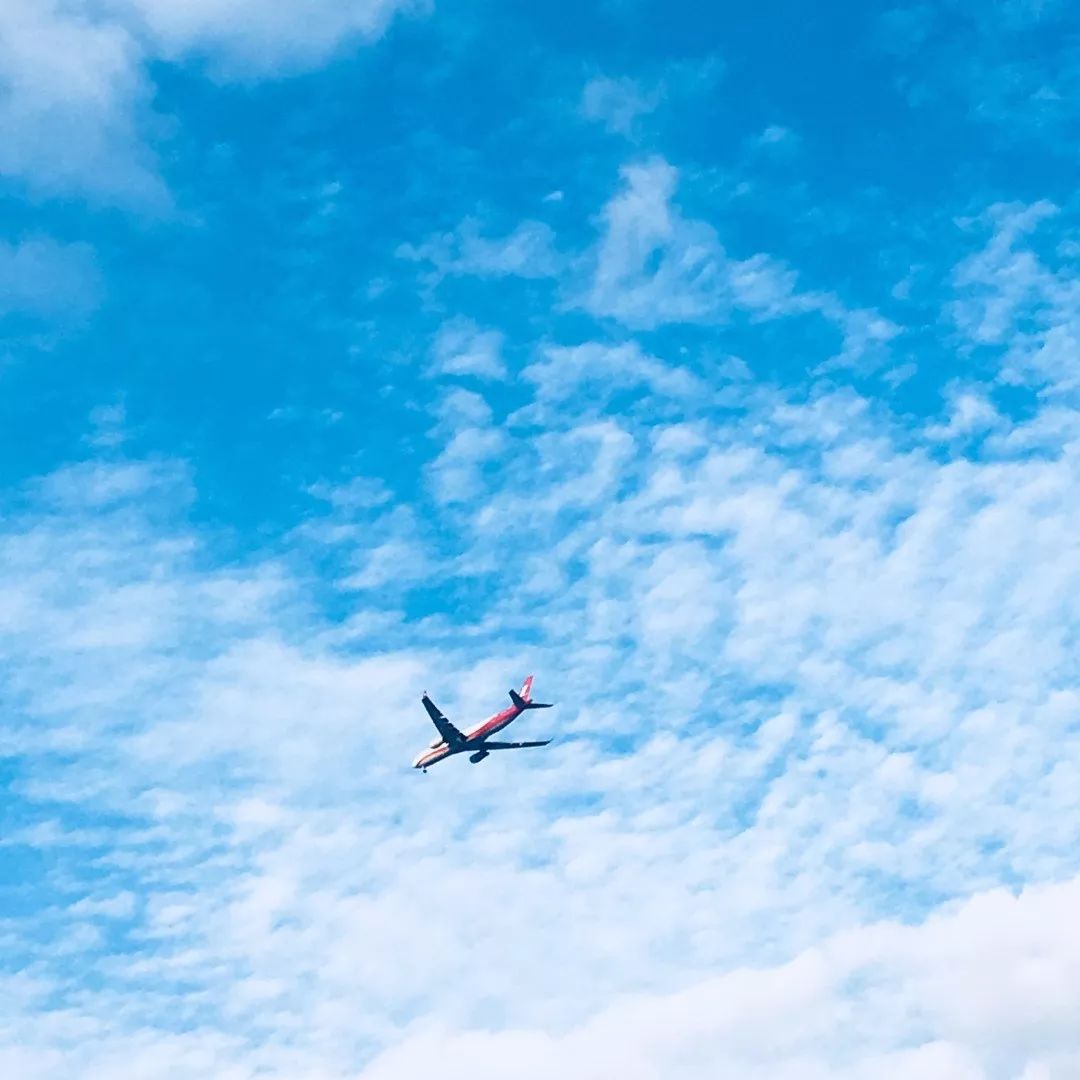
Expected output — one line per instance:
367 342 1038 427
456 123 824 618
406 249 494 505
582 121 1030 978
509 678 553 711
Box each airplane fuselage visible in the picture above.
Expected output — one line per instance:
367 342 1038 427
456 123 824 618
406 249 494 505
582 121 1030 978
412 702 520 770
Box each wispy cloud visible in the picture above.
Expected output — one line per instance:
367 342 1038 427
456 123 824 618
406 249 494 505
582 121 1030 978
431 317 507 380
0 237 102 320
580 75 660 137
878 0 1080 147
398 217 563 282
952 200 1080 393
5 338 1080 1074
521 340 701 406
117 0 423 75
396 157 896 374
578 157 898 368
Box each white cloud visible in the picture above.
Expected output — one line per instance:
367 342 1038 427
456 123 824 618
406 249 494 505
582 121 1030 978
425 388 508 505
115 0 421 75
581 74 659 136
952 201 1080 392
579 58 724 141
0 0 166 205
4 194 1080 1080
357 875 1080 1079
0 401 1075 1074
398 158 896 372
0 237 102 319
755 122 795 147
585 157 723 326
431 317 507 380
952 201 1059 345
398 217 562 282
68 892 137 920
0 0 419 205
926 386 1002 440
521 340 701 405
342 535 432 590
580 158 899 365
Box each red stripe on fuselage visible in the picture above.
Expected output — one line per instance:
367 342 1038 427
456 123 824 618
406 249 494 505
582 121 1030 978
412 704 523 768
464 704 518 742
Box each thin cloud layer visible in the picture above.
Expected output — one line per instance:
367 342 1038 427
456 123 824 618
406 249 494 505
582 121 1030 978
0 237 102 319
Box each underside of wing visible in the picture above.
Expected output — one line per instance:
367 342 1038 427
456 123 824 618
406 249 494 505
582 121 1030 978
422 694 466 747
479 740 552 750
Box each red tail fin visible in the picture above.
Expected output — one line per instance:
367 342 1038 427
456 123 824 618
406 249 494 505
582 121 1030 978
509 677 553 712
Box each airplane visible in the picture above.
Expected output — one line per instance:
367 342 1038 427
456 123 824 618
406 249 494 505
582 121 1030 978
412 675 554 772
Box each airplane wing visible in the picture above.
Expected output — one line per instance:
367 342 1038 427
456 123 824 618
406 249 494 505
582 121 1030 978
478 740 551 750
421 694 466 747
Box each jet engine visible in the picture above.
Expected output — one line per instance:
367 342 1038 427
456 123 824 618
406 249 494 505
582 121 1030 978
469 750 489 764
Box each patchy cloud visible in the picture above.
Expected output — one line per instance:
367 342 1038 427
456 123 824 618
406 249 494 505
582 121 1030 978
0 237 102 320
952 200 1080 392
398 217 563 282
431 317 507 380
579 158 898 368
581 75 659 136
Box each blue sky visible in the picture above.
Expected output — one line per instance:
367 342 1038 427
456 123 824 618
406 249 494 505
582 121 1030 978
3 1 1080 1076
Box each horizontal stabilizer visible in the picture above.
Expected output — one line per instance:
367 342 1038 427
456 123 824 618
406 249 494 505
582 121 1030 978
509 688 554 711
481 740 552 750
